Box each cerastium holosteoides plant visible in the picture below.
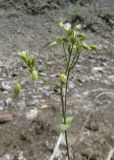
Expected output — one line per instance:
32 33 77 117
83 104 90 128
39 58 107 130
13 23 100 160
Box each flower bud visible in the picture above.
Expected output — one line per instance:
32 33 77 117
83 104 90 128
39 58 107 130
59 73 67 84
14 83 21 95
58 22 64 29
76 24 81 30
32 69 38 80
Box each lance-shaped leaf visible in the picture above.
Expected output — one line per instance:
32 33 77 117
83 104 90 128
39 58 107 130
90 45 101 51
18 51 29 65
71 30 77 44
56 37 68 43
66 116 73 124
50 41 58 47
76 32 86 41
82 42 91 51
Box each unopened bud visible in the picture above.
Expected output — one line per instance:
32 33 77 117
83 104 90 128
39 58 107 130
32 69 38 80
58 22 64 28
14 83 21 95
76 24 81 30
59 73 67 84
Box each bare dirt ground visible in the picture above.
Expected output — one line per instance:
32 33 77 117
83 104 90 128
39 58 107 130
0 0 114 159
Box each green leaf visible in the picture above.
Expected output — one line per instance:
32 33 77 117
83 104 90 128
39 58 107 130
27 59 32 68
71 31 77 44
60 123 70 132
31 58 36 67
90 45 100 51
67 29 73 36
57 37 68 43
50 41 58 47
76 44 82 53
66 116 73 124
82 42 91 51
19 53 29 65
76 32 86 40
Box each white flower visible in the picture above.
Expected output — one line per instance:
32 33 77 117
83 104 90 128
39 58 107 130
64 23 71 30
17 50 29 56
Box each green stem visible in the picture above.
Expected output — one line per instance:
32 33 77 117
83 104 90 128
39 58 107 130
60 82 70 160
38 75 60 88
64 71 70 160
69 52 80 71
60 82 65 122
61 44 74 160
65 131 70 160
63 43 68 66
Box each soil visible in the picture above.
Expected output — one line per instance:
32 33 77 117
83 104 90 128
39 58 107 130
0 0 114 160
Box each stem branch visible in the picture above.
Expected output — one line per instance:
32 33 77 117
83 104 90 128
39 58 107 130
38 75 60 88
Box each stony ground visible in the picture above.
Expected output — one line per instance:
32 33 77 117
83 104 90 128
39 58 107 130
0 0 114 160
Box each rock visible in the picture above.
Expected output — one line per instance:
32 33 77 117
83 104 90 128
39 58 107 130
69 81 75 89
4 98 13 107
108 75 114 82
1 82 11 91
0 153 13 160
92 67 104 73
85 120 99 131
44 141 54 152
26 109 39 120
0 113 13 124
16 101 26 110
14 151 26 160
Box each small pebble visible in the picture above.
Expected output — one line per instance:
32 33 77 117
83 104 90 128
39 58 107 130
0 113 13 124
